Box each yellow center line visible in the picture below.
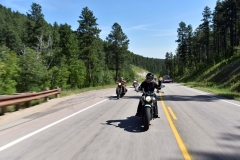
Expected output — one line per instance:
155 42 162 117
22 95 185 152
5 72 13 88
168 107 177 120
159 93 192 160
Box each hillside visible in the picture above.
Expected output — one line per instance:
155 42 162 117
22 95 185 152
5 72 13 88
131 65 149 81
180 55 240 100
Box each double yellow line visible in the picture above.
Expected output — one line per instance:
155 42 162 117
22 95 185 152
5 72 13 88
159 92 192 160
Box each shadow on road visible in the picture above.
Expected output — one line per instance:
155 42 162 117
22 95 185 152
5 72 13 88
110 96 140 100
161 94 221 102
189 124 240 160
121 96 141 100
188 151 240 160
104 116 145 132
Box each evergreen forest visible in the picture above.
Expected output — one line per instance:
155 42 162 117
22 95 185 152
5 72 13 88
0 3 165 94
1 0 240 95
165 0 240 80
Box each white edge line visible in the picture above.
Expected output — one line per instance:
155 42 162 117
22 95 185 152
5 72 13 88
0 99 109 152
182 86 240 107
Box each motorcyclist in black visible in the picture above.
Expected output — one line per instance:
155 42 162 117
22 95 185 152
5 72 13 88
135 73 160 118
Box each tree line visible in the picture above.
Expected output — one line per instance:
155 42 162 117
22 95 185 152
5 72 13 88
165 0 240 78
0 3 165 94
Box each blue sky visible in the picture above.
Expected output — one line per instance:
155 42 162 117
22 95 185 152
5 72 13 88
2 0 217 59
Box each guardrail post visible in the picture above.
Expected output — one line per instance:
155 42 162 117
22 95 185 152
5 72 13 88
44 87 49 101
0 106 6 115
55 87 61 98
15 104 20 111
25 101 31 108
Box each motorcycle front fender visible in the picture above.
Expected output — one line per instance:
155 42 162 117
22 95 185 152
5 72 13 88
144 104 152 108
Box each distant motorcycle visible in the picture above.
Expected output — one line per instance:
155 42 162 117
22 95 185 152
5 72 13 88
132 80 139 91
116 82 126 99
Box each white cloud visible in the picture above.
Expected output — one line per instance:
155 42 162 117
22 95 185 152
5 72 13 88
125 24 156 31
127 25 149 30
155 33 177 37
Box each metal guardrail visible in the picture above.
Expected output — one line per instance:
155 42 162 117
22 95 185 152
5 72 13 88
0 88 61 115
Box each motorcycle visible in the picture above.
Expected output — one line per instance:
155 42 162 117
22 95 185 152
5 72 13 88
116 82 126 99
140 89 156 130
132 80 139 91
139 85 165 131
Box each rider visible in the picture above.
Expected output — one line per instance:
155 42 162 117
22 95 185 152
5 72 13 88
132 77 138 87
133 77 138 83
135 73 160 118
158 76 163 89
116 77 127 93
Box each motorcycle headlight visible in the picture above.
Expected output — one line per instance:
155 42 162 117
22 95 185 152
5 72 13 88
118 83 121 85
145 96 151 102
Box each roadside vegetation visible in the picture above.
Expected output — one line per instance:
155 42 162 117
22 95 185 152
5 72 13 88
179 55 240 101
0 2 164 114
163 0 240 101
0 3 164 96
1 0 240 113
131 65 148 81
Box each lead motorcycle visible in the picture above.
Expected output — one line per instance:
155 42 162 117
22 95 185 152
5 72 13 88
139 85 165 130
116 82 126 99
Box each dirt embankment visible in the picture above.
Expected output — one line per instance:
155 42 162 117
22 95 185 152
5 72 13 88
136 71 148 79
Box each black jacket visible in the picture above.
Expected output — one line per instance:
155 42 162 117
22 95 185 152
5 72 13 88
139 81 159 92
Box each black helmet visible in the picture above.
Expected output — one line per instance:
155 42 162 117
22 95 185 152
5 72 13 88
146 72 154 83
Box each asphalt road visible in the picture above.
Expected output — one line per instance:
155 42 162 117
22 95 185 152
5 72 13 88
0 83 240 160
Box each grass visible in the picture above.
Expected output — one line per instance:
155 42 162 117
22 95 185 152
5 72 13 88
131 65 148 73
178 55 240 101
131 65 149 80
181 82 240 101
60 84 117 97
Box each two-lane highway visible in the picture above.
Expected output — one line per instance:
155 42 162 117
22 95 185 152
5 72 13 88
0 84 240 160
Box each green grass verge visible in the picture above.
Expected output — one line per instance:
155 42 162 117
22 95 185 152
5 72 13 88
59 84 117 97
181 82 240 101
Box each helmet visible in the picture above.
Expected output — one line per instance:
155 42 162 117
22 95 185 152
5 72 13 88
120 77 123 81
146 72 154 83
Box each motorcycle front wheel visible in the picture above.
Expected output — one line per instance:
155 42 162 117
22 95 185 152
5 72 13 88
143 107 151 131
116 88 121 99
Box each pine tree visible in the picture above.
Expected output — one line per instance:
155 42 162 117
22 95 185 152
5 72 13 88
201 6 212 61
106 23 129 80
76 7 103 86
